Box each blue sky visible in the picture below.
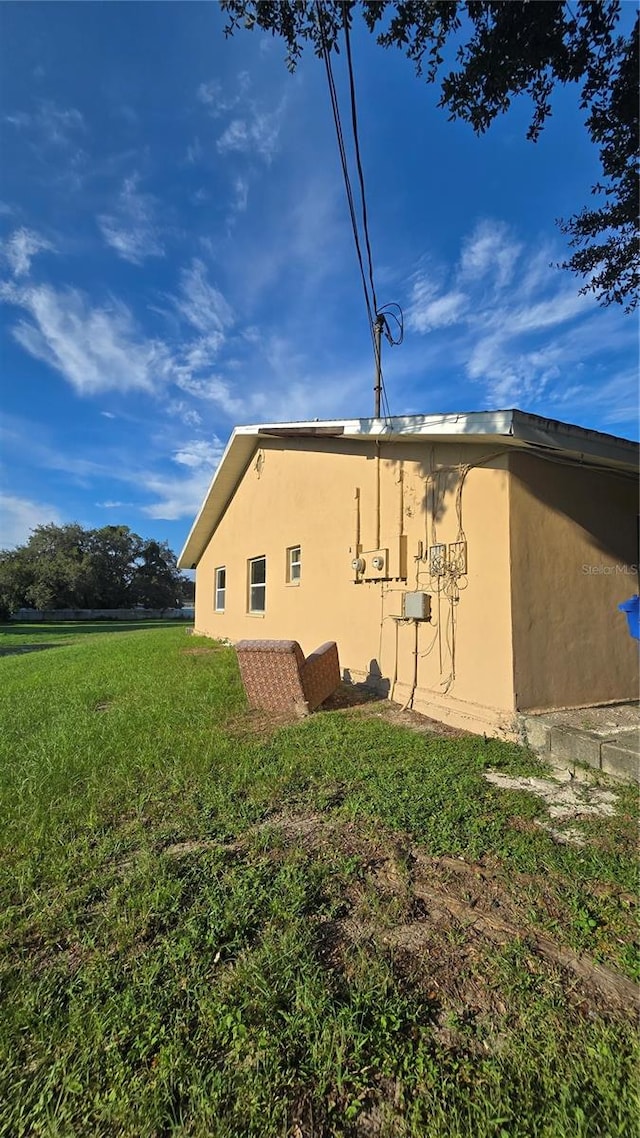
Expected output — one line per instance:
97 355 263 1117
1 2 637 556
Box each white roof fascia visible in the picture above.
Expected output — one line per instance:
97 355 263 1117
178 410 638 569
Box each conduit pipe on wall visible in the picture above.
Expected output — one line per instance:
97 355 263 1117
400 619 420 712
389 617 399 702
354 487 361 552
397 463 404 536
375 441 381 550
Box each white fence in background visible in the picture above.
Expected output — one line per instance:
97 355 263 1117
11 608 195 622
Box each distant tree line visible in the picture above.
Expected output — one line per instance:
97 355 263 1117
0 524 193 619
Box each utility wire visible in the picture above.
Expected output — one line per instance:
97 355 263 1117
315 2 395 422
342 1 378 317
315 1 374 333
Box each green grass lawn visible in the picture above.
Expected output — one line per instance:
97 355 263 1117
0 622 637 1137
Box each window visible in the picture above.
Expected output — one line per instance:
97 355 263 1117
287 545 301 584
248 556 266 613
214 567 226 612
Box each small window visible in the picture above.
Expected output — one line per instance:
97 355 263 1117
287 545 301 585
248 556 266 613
214 567 226 612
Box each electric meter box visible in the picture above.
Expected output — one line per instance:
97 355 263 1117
402 591 431 621
362 548 388 579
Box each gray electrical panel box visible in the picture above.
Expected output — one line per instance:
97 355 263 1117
402 591 431 620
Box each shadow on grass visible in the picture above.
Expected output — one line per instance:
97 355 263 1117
0 621 190 639
0 643 65 657
322 681 386 711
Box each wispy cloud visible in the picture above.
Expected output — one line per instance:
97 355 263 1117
197 71 251 116
172 438 224 469
232 176 248 214
545 367 639 433
141 441 225 519
141 470 215 521
175 259 234 335
2 227 53 277
98 175 164 264
167 400 202 428
196 70 286 164
5 100 85 147
217 103 284 162
172 373 247 418
406 275 466 333
0 281 171 396
0 258 239 412
405 218 614 410
459 219 521 290
0 492 62 549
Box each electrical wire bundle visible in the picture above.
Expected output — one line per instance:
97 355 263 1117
315 2 403 421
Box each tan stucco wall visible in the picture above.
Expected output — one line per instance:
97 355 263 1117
509 452 639 711
195 438 516 735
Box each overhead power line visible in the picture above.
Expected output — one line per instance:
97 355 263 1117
315 1 374 331
315 2 401 420
342 4 378 319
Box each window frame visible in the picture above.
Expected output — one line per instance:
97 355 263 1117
286 544 301 585
214 566 226 612
248 555 267 614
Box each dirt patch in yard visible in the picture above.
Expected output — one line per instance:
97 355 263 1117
225 685 467 740
250 808 639 1019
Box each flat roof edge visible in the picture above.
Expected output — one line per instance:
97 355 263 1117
179 409 638 568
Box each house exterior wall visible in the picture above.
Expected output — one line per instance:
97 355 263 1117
508 451 639 711
194 438 516 735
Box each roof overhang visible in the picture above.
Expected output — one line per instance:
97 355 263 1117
178 409 639 569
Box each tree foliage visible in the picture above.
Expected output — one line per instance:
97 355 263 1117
221 0 638 311
0 524 186 615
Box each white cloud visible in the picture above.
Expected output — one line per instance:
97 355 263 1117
459 219 521 289
2 227 53 277
205 71 285 164
548 368 640 431
197 71 251 116
98 175 164 264
175 259 234 335
172 438 224 468
0 261 235 406
5 101 85 147
502 291 589 336
1 281 171 396
173 373 246 418
166 401 202 428
100 411 116 419
141 465 222 521
233 176 249 214
186 136 204 164
217 104 284 162
406 275 467 333
197 79 223 109
405 219 618 411
0 493 62 549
